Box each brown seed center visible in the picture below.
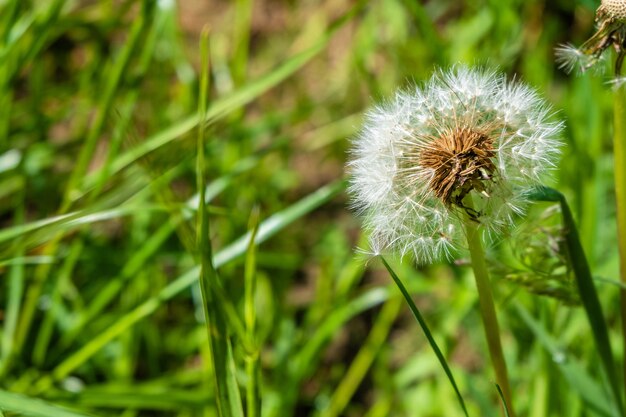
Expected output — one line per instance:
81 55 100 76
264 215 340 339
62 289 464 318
419 127 497 209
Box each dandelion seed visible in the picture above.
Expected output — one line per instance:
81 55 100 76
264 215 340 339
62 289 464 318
347 66 563 264
555 44 600 74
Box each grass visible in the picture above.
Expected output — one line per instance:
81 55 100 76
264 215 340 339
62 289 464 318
0 0 624 416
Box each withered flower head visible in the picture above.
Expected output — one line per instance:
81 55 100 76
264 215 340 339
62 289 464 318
556 0 626 74
348 66 562 263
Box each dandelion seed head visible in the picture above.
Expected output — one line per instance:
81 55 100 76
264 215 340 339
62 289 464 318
600 0 626 21
607 75 626 89
347 66 563 264
555 44 599 74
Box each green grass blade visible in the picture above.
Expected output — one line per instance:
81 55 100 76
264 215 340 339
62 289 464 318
0 205 169 248
0 201 25 377
528 186 624 415
244 208 261 417
215 180 345 265
0 256 54 267
226 340 245 417
62 385 210 410
0 389 97 417
514 302 616 417
31 239 83 365
196 28 234 417
496 384 511 417
380 256 470 417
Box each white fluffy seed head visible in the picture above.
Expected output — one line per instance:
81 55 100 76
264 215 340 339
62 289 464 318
347 66 563 264
555 44 603 74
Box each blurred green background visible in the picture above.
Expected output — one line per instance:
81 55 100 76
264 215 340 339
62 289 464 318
0 0 623 416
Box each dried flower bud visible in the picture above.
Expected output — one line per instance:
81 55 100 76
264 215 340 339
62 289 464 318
600 0 626 21
348 66 562 264
556 0 626 75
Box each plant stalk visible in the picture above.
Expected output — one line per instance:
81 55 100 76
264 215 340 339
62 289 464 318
463 218 515 417
614 82 626 406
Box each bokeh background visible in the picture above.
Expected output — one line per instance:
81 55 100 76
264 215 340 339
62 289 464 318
0 0 623 416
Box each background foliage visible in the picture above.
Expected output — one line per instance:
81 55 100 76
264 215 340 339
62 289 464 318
0 0 623 416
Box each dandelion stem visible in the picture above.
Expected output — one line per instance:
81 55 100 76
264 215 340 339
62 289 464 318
614 79 626 405
463 212 515 417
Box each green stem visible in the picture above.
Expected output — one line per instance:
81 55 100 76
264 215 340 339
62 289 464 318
614 82 626 407
463 218 515 417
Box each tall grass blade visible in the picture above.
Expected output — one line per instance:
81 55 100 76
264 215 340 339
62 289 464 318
0 201 25 377
196 27 235 416
226 340 245 417
380 257 469 417
496 384 511 417
0 389 97 417
528 186 624 415
244 208 261 417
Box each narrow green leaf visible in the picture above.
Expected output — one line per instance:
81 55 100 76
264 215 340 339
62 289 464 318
380 257 469 417
69 389 210 410
0 205 168 247
0 390 97 417
0 202 25 377
226 340 245 417
495 384 511 417
244 208 261 417
527 186 624 415
0 256 54 267
196 27 233 417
